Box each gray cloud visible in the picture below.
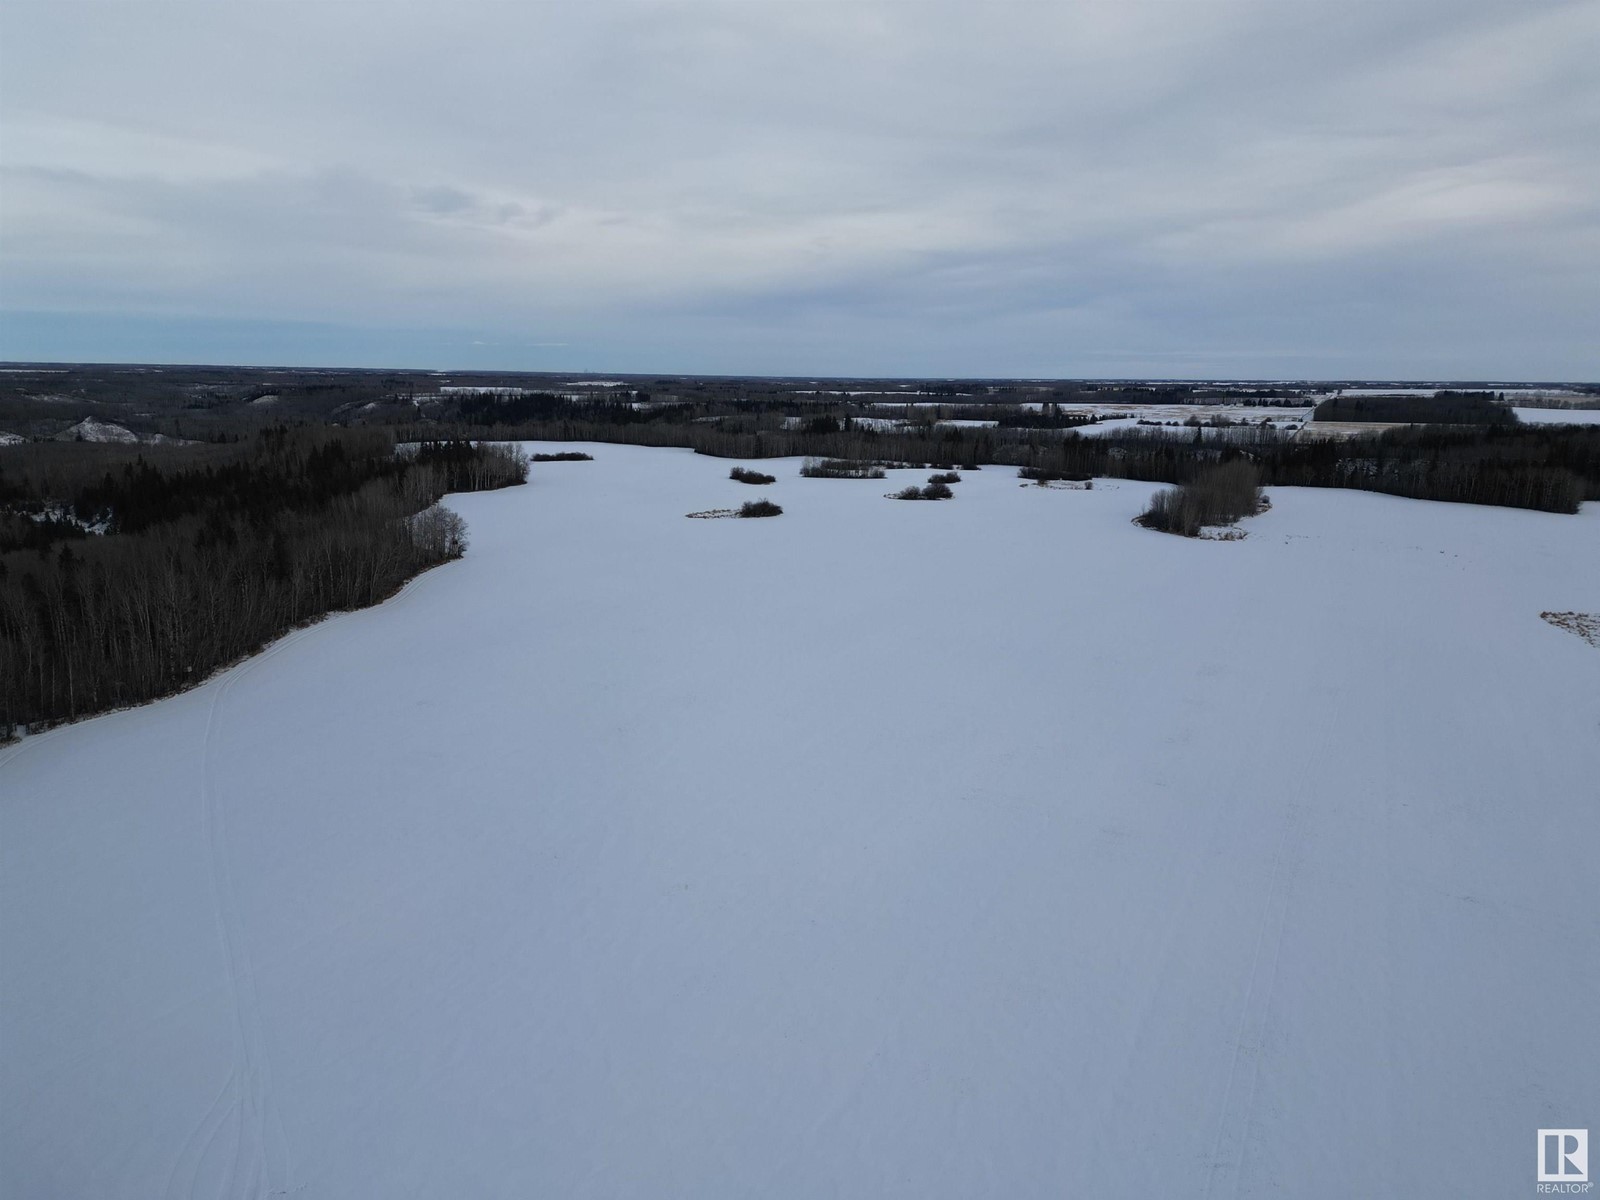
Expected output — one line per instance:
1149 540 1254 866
1 0 1596 376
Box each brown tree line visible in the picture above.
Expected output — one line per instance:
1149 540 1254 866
1 431 526 734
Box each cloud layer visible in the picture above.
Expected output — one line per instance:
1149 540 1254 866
2 0 1596 377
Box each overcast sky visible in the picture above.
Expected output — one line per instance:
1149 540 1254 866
2 0 1596 378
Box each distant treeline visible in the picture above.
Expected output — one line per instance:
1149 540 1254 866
1 429 527 734
1011 423 1594 513
8 363 1597 446
992 406 1101 430
407 410 1599 515
1313 392 1518 425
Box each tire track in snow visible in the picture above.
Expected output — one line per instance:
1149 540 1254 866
0 712 82 773
1152 589 1307 1199
168 673 251 1198
1202 801 1305 1199
13 587 447 1197
185 671 262 1199
1195 535 1325 1198
1082 631 1282 1189
171 626 320 1199
161 1065 237 1199
1089 762 1220 1163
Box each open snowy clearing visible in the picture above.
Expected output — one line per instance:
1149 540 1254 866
3 443 1598 1198
1513 406 1600 425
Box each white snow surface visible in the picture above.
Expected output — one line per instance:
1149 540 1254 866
1069 415 1144 436
1333 387 1448 397
3 443 1598 1199
58 417 142 443
49 417 188 445
1514 406 1600 425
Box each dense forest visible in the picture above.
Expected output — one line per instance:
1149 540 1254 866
1312 392 1518 425
1 429 526 734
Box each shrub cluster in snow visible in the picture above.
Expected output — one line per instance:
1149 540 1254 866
1137 461 1263 536
800 458 885 479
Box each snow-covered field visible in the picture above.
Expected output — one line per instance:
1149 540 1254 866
1014 402 1314 424
57 417 141 443
435 386 540 396
3 444 1598 1199
843 405 1309 438
1514 406 1600 425
49 417 187 445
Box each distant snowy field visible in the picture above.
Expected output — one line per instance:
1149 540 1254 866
1513 406 1600 425
4 444 1598 1199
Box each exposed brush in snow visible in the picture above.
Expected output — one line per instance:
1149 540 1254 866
1136 461 1263 536
799 458 885 479
1541 611 1600 649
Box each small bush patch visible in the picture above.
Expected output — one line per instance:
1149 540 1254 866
730 466 776 485
530 451 593 462
800 458 885 479
1136 461 1263 537
738 499 783 517
1019 466 1092 485
928 472 961 485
